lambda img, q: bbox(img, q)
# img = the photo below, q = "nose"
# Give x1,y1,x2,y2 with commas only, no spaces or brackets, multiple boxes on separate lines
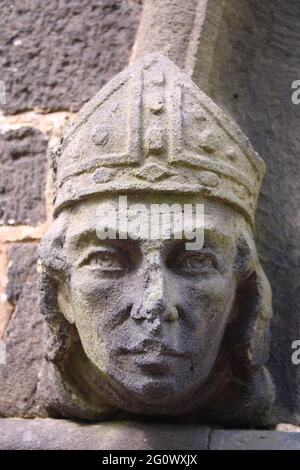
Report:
130,259,179,324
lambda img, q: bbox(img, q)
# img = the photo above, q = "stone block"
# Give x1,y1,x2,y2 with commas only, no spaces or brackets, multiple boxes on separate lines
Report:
0,244,46,417
0,0,142,114
0,127,48,225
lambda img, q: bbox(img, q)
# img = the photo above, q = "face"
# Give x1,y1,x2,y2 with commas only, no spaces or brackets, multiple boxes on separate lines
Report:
62,195,240,413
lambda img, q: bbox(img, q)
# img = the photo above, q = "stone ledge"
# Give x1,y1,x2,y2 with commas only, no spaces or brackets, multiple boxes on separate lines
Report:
210,429,300,450
0,419,210,450
0,419,300,450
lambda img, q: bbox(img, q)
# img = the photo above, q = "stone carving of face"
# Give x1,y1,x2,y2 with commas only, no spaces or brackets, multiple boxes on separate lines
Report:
38,54,274,423
57,193,246,415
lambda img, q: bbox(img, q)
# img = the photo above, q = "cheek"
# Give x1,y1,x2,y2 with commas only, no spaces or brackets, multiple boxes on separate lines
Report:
69,270,131,326
180,275,237,367
182,274,237,334
69,271,132,367
70,269,136,328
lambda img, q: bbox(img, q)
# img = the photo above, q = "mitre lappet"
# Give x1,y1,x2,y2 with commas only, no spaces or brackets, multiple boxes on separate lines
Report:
51,53,265,228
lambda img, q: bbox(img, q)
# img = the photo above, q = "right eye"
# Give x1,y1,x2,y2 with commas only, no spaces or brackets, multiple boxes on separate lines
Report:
80,250,127,275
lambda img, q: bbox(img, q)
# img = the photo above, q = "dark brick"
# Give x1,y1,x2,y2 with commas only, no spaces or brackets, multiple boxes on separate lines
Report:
0,127,48,224
0,244,46,417
0,0,142,114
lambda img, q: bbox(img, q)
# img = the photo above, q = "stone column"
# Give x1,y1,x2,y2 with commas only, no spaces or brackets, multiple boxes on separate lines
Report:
131,0,226,93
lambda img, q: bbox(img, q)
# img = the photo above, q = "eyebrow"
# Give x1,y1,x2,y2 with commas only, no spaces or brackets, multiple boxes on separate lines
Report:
66,223,232,249
201,227,232,246
67,223,134,249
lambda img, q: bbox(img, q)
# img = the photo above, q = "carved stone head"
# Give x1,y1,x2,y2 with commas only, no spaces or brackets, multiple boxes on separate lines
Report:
38,54,274,424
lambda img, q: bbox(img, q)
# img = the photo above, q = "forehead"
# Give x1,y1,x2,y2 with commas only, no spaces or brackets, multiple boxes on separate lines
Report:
64,195,238,250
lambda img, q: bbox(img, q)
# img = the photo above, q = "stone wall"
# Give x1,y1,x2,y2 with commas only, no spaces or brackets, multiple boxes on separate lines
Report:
0,0,142,417
0,0,299,427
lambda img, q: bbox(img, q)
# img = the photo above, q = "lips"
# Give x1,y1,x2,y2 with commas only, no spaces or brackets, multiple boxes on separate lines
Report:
115,339,192,359
127,347,190,359
133,354,171,375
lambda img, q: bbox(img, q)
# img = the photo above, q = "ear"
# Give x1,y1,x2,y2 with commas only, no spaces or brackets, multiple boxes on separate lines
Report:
246,265,272,367
227,262,273,370
57,282,75,324
234,231,256,282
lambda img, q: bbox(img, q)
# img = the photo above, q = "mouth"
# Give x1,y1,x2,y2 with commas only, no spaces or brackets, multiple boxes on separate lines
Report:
114,341,192,376
128,348,191,360
116,341,192,359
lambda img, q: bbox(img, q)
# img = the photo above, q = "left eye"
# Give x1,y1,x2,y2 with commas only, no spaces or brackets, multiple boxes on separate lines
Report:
84,252,126,272
174,253,216,274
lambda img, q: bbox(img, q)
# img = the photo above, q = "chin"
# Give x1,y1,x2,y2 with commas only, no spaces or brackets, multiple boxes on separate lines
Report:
117,373,199,410
104,354,210,412
137,376,181,400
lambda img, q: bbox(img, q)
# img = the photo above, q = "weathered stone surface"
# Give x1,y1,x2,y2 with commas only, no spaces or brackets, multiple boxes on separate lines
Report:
0,419,210,450
210,429,300,450
0,127,48,224
38,54,274,425
0,244,46,417
199,0,300,423
132,0,201,68
0,0,142,114
132,0,226,92
0,419,300,450
53,54,264,227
